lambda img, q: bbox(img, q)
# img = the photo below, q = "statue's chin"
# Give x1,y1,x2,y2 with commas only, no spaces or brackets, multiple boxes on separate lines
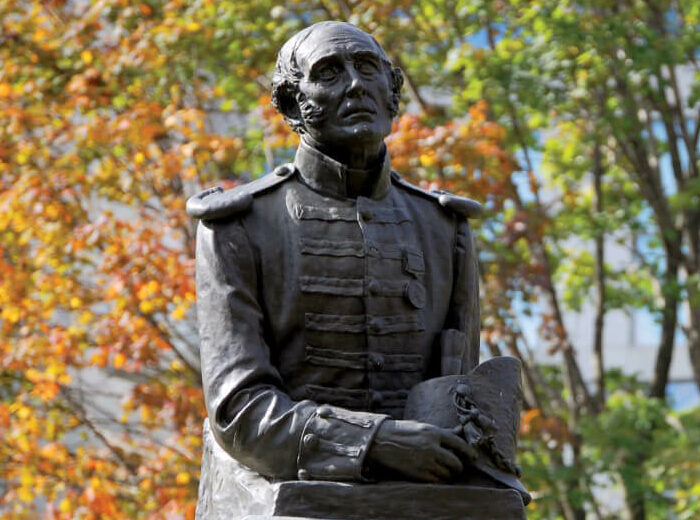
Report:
302,115,390,148
345,126,382,146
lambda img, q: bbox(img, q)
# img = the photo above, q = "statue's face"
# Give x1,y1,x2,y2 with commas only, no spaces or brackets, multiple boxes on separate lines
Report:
294,25,393,152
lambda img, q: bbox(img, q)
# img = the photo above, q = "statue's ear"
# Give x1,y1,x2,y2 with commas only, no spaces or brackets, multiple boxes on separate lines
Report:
271,81,304,133
389,66,404,117
392,66,404,92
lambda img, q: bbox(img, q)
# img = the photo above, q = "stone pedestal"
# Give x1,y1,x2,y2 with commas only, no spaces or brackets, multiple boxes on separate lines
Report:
197,420,527,520
242,481,526,520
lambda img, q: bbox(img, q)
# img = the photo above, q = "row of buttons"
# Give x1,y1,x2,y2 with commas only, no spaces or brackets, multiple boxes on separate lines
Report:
365,279,425,309
367,352,384,371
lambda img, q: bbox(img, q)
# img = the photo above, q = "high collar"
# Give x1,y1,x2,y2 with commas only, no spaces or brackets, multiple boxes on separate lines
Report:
293,140,392,200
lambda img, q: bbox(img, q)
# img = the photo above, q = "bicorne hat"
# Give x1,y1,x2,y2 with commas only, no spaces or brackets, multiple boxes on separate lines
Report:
404,356,531,505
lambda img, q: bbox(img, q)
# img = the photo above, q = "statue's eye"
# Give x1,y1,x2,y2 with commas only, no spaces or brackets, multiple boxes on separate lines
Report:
355,59,379,76
314,63,340,81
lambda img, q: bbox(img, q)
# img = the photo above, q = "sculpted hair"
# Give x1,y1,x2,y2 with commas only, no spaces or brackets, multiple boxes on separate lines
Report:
271,21,404,134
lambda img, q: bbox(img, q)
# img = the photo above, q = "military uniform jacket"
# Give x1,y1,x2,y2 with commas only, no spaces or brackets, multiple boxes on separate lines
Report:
193,141,481,483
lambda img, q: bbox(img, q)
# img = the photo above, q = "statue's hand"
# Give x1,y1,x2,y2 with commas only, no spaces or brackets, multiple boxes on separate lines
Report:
366,419,478,482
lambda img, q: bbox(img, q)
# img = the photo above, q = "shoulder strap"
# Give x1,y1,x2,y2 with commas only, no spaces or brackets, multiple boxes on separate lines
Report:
186,163,295,220
433,191,483,219
390,171,483,219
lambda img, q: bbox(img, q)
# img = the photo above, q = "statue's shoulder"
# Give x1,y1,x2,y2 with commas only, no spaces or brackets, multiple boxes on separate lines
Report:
390,171,483,219
186,163,295,221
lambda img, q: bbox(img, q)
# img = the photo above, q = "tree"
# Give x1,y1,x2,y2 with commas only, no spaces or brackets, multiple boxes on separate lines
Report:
443,1,700,517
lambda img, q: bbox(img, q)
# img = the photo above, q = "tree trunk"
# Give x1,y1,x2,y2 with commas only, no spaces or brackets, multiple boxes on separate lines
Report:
561,355,587,520
649,257,679,399
592,135,606,411
622,476,647,520
625,499,646,520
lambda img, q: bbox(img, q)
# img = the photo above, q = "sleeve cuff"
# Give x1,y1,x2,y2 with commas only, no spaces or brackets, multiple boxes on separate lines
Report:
296,405,388,482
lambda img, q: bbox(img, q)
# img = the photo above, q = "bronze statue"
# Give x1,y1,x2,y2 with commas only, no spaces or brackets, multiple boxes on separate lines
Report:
188,21,528,520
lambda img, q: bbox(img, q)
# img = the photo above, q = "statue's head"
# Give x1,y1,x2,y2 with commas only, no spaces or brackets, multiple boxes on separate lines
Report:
271,21,403,152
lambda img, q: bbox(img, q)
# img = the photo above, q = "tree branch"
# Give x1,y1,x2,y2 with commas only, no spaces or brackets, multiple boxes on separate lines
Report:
60,388,138,475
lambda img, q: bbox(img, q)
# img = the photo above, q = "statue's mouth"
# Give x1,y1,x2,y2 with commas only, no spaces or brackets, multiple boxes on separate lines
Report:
340,105,376,120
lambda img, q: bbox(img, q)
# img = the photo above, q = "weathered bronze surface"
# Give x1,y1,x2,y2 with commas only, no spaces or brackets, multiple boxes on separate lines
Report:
189,20,527,520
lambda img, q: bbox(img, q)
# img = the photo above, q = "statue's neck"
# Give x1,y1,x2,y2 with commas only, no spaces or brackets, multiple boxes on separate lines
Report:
301,135,384,171
293,139,392,200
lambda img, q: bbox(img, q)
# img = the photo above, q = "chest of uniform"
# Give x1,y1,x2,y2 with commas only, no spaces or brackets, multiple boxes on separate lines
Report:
272,186,430,412
284,185,427,327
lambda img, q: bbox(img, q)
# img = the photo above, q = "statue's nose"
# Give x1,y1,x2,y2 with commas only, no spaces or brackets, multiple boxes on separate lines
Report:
346,69,366,97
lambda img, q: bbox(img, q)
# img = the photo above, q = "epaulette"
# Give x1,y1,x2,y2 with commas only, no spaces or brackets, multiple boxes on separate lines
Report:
390,171,483,219
186,163,295,220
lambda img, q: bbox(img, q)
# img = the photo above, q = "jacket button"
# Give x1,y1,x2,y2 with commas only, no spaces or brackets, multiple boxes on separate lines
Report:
405,280,426,309
368,353,384,371
303,433,318,449
367,279,380,295
298,469,310,480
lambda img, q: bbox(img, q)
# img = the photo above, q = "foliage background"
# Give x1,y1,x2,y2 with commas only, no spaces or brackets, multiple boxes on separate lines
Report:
1,1,699,519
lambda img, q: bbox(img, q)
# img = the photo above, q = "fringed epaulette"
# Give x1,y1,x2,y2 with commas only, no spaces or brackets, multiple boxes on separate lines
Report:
186,164,295,220
390,171,483,219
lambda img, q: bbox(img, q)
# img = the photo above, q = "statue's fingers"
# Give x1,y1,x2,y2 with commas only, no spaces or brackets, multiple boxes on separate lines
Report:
434,447,463,476
413,468,441,483
427,462,451,481
440,431,479,462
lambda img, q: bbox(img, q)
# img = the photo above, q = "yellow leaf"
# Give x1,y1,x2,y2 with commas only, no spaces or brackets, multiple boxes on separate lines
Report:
171,305,186,321
20,469,33,487
16,405,31,420
176,472,190,485
0,83,11,98
59,498,72,513
90,351,108,367
18,487,34,503
25,368,43,383
81,50,93,64
2,305,20,323
140,405,153,423
419,153,436,167
46,363,62,378
113,352,126,369
137,280,160,300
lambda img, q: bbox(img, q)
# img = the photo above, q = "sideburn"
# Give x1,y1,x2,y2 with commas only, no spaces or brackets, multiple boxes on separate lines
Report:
296,92,327,128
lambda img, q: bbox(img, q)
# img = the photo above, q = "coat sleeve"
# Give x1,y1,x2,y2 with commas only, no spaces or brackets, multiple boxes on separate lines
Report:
195,219,388,481
439,219,480,375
